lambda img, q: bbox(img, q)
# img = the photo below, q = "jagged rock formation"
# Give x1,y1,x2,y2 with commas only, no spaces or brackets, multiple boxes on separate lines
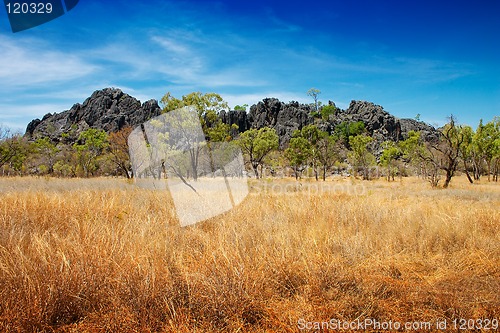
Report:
399,118,439,142
25,88,162,143
337,100,439,142
239,98,437,147
25,88,437,148
219,109,250,133
248,98,315,147
336,100,403,142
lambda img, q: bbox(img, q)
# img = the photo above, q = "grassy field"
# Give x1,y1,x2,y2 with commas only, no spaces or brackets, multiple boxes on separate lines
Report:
0,176,498,332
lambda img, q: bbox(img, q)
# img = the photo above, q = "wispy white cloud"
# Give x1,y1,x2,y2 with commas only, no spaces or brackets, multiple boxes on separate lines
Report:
85,42,155,79
0,103,68,117
391,57,474,83
265,8,302,33
276,40,475,85
14,83,122,102
152,36,191,55
0,35,97,88
84,32,263,89
0,103,71,132
146,34,268,88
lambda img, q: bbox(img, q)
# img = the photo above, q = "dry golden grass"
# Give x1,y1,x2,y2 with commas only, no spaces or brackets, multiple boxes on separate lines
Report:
0,176,498,332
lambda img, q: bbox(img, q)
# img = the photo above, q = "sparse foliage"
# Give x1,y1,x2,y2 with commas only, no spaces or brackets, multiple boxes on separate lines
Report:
426,116,466,188
348,134,375,180
458,125,475,184
285,136,312,180
33,137,59,175
286,125,338,181
234,104,248,111
307,88,321,112
380,141,401,181
399,130,426,177
335,121,366,148
161,92,231,141
73,128,109,177
473,118,500,181
316,132,339,181
319,104,337,121
298,125,322,180
236,127,279,178
107,126,133,178
0,126,19,171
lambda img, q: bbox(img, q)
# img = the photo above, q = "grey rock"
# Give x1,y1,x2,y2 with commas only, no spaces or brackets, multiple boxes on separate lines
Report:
339,100,403,141
25,89,437,149
219,109,250,133
399,118,439,141
333,100,439,144
227,99,438,149
25,88,162,143
248,99,314,147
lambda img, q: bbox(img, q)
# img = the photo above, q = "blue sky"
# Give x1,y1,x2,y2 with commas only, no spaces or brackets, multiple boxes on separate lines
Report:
1,0,499,132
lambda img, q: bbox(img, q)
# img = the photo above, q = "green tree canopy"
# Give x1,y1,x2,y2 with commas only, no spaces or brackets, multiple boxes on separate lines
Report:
399,131,424,163
348,134,375,180
285,136,312,180
289,124,339,181
307,88,321,111
473,118,500,181
161,92,232,141
295,125,321,180
33,137,59,174
234,104,248,111
320,104,337,121
380,141,401,181
236,127,279,178
457,125,475,183
335,121,366,148
73,128,109,177
316,132,339,181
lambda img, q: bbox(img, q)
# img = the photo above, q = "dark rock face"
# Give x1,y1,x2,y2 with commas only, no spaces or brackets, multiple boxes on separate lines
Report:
248,99,314,147
235,99,437,147
337,100,439,142
25,88,162,143
399,118,439,141
25,88,437,148
219,109,250,133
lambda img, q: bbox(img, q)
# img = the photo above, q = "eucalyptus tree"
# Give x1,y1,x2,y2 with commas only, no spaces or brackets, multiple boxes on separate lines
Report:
348,134,375,180
236,127,279,178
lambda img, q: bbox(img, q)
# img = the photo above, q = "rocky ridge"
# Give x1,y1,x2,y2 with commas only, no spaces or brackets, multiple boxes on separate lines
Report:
25,88,437,146
221,99,438,147
25,88,162,143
